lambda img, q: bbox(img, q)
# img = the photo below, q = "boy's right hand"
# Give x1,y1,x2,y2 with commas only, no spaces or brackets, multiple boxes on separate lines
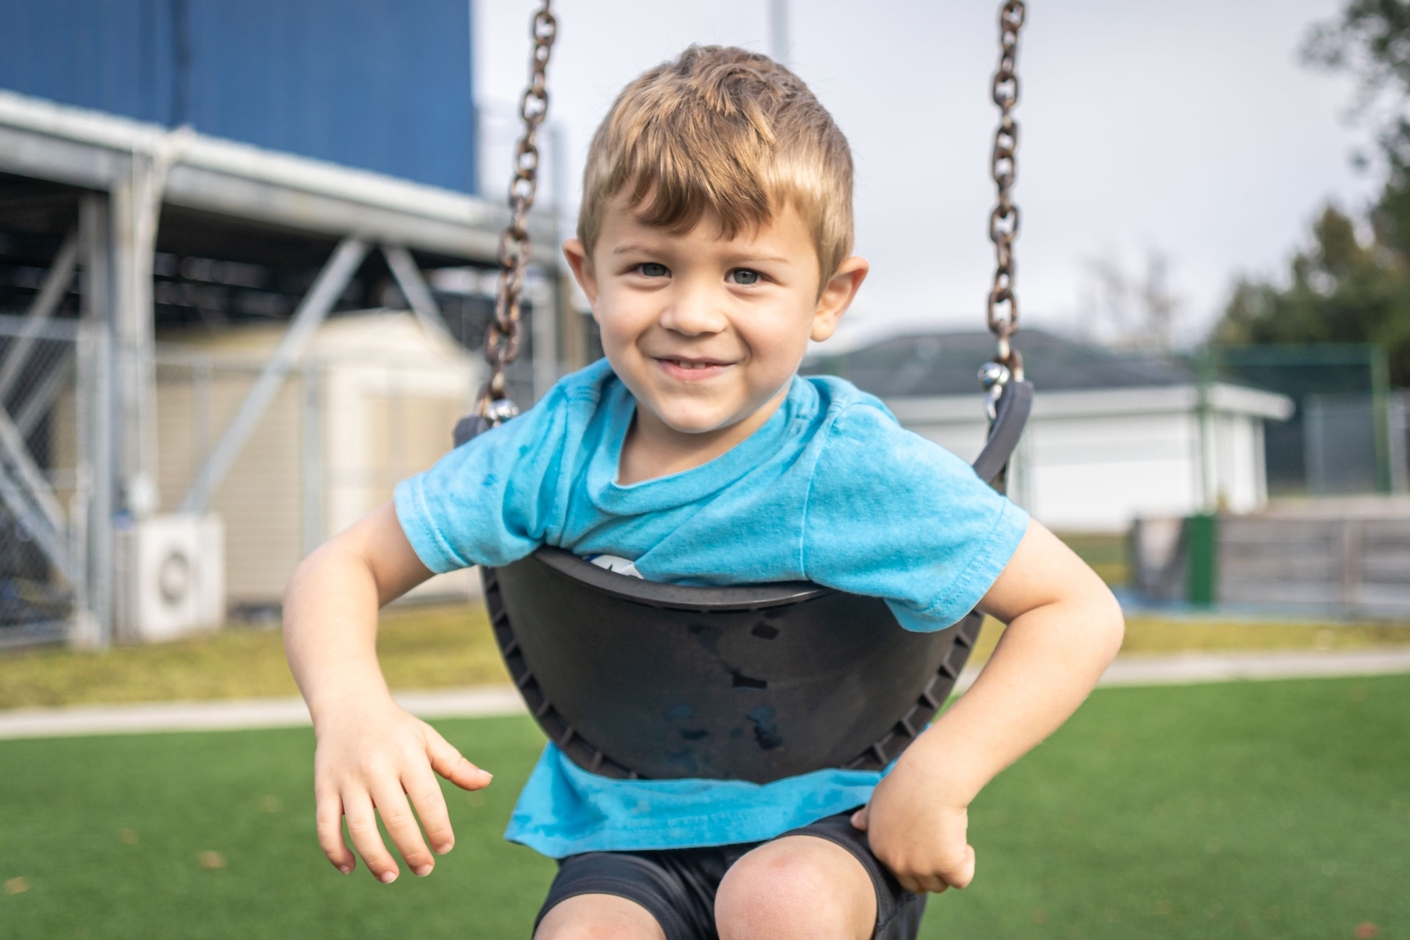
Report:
312,694,493,882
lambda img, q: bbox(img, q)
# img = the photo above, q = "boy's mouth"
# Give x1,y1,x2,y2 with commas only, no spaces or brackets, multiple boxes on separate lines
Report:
654,356,732,380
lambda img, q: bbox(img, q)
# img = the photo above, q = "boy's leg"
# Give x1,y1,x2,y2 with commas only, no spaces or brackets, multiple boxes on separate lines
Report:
534,894,665,940
714,836,874,940
534,848,735,940
715,813,927,940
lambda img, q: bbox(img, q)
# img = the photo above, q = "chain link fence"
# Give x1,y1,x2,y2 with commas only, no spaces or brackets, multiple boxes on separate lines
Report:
1212,344,1406,496
0,313,82,646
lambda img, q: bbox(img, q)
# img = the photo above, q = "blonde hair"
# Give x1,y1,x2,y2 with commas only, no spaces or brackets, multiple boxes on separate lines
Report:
577,45,854,283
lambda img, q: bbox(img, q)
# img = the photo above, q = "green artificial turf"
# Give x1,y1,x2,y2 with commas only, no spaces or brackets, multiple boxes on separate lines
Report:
1,675,1406,939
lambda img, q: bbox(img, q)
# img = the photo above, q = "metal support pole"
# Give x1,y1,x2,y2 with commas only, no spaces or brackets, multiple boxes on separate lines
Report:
0,228,79,403
1195,347,1216,511
382,244,449,336
110,130,191,518
1371,344,1391,494
110,163,157,515
79,194,115,647
547,120,573,378
180,237,368,513
531,269,558,401
769,0,791,66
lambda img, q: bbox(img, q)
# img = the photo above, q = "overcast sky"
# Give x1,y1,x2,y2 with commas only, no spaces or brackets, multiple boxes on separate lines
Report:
472,0,1376,350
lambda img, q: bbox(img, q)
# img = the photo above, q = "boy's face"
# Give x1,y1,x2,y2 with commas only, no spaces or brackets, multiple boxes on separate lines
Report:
564,196,868,440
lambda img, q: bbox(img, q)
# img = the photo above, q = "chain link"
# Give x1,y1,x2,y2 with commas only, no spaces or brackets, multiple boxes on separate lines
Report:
986,0,1025,378
478,0,558,420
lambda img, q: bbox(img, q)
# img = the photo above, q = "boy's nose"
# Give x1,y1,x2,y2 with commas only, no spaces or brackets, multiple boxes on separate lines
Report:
658,290,728,336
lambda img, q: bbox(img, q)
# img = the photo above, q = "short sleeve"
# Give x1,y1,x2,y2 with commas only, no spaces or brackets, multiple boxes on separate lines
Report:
393,387,578,574
801,403,1029,631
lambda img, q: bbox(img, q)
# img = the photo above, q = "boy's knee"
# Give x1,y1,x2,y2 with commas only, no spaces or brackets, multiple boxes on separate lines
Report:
715,837,874,940
534,894,665,940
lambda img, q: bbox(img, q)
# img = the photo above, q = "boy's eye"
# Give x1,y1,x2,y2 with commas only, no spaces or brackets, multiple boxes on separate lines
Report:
637,262,670,278
728,268,761,285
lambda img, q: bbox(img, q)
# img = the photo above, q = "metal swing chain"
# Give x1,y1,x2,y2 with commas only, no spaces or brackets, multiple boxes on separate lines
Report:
981,0,1026,413
478,0,558,424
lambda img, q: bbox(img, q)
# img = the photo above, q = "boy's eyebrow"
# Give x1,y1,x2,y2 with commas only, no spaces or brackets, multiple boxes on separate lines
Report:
728,254,792,265
610,243,792,265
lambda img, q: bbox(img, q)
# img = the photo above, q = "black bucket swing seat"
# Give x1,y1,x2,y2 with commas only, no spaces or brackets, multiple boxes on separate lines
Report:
457,0,1038,787
453,378,1034,785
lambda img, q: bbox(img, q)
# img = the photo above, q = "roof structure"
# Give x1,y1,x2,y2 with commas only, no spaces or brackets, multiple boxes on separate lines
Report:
805,329,1192,398
0,89,556,266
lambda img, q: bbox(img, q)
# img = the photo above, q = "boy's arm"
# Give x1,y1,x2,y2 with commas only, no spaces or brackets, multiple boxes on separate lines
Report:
854,520,1124,894
284,502,493,883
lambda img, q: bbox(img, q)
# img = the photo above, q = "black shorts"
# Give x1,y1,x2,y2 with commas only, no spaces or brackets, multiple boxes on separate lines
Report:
534,810,926,940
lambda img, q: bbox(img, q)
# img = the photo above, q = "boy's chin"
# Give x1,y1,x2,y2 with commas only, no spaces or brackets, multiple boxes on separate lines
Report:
655,412,739,436
644,402,752,437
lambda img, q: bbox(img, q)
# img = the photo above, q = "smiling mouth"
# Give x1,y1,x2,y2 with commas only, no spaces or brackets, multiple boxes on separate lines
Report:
657,357,732,371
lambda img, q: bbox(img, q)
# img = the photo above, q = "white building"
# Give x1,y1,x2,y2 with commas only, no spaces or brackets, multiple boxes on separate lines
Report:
808,331,1294,534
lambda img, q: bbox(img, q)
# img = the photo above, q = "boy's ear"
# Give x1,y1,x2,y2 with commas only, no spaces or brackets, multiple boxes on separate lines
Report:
811,256,869,343
562,239,599,315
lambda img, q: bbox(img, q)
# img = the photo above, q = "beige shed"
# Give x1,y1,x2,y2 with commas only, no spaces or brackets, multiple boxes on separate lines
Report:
149,310,480,608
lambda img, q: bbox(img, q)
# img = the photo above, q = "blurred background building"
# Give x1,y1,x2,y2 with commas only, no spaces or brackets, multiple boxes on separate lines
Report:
0,0,587,646
808,330,1295,532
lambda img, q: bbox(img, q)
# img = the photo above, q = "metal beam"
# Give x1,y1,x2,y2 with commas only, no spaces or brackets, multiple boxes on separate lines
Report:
0,404,73,580
0,461,73,583
0,93,559,266
382,244,449,336
180,237,368,512
0,402,64,534
0,228,79,403
14,349,74,438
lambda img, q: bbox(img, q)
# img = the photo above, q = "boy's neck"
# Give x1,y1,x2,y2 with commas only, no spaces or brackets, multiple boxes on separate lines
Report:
618,383,792,486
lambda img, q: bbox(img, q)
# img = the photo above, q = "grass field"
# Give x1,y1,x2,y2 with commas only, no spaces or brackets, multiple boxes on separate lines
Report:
2,674,1406,939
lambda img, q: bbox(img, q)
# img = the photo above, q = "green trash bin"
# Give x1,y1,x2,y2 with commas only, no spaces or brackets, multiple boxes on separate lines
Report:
1185,513,1218,606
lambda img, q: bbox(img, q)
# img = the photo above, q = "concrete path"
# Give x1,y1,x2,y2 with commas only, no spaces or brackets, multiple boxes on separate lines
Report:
0,687,525,741
2,648,1408,741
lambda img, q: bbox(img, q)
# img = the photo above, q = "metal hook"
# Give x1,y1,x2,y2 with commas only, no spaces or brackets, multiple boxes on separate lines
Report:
979,361,1011,422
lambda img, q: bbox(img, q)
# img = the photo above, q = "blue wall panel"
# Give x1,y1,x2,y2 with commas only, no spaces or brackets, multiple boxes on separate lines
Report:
0,0,476,193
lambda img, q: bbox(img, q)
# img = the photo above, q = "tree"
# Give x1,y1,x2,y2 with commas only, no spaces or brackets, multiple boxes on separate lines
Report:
1303,0,1410,257
1214,206,1410,382
1079,249,1183,353
1212,2,1410,383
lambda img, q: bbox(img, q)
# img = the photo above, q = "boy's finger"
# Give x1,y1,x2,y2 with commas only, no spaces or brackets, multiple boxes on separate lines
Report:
343,792,400,883
849,806,869,831
403,764,456,857
940,844,977,890
371,782,436,877
900,870,948,895
315,789,355,873
895,872,927,895
425,729,493,791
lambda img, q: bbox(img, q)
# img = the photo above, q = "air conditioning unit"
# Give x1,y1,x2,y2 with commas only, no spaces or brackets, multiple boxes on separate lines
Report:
114,513,225,643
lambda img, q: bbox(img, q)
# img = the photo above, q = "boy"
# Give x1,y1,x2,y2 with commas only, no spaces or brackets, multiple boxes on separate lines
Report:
284,46,1123,940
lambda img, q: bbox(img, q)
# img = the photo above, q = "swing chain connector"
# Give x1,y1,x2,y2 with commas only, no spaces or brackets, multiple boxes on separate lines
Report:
985,0,1025,383
478,0,558,425
978,361,1012,423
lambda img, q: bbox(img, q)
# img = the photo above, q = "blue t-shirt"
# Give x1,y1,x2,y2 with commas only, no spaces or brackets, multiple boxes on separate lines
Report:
394,358,1028,858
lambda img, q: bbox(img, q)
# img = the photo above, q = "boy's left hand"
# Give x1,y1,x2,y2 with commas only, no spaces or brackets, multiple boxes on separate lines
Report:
850,756,976,895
